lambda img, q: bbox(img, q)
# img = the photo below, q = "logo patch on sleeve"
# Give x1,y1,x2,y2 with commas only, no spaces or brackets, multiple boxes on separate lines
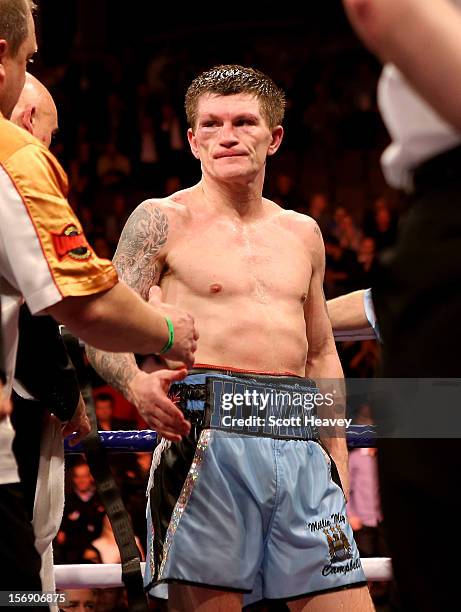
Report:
52,224,92,261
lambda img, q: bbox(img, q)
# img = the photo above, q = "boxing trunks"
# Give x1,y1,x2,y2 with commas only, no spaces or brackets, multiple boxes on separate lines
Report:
145,366,366,603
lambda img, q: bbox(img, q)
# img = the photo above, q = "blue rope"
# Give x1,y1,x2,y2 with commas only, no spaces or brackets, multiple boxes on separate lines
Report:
65,425,376,454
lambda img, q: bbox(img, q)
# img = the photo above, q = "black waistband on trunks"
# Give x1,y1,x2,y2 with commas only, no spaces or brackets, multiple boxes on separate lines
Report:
170,369,320,441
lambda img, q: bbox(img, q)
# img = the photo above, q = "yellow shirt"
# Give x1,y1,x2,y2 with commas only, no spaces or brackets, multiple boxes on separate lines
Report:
0,115,118,483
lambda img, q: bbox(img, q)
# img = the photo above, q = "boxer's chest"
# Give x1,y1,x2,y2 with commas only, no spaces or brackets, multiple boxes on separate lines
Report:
165,218,311,301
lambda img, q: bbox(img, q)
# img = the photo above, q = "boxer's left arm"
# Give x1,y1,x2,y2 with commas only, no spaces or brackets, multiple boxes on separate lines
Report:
304,222,349,499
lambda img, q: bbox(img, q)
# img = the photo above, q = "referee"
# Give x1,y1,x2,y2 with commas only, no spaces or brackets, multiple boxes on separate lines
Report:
344,1,461,610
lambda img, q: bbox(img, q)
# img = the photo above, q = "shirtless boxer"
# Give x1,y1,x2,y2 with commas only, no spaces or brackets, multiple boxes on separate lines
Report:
87,65,373,611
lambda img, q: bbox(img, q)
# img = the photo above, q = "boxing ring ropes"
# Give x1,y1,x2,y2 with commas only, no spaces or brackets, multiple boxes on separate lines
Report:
55,327,393,590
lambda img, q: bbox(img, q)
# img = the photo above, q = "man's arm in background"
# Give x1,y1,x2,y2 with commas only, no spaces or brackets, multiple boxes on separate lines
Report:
48,280,195,362
327,289,368,331
327,288,381,342
343,0,461,131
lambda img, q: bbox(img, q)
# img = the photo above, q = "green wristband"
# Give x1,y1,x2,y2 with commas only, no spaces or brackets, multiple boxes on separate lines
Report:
159,316,175,355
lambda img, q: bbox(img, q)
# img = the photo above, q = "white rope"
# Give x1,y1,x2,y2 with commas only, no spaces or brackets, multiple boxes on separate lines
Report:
54,558,392,589
146,437,171,495
55,563,146,589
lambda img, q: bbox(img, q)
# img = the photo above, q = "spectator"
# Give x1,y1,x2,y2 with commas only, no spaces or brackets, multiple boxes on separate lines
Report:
58,588,98,611
369,206,397,252
91,514,144,564
68,139,95,201
324,236,360,298
96,141,131,187
307,191,334,237
331,205,348,240
94,391,137,431
157,102,185,159
58,463,104,562
347,402,386,556
81,545,102,564
271,172,302,210
354,236,378,288
94,392,115,431
337,214,363,252
136,112,161,191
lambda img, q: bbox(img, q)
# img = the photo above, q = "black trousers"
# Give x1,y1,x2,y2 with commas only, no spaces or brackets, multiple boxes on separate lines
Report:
11,394,45,520
373,147,461,612
0,483,44,592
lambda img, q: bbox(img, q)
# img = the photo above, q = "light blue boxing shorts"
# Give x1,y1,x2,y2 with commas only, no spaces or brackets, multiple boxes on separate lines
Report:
144,366,366,604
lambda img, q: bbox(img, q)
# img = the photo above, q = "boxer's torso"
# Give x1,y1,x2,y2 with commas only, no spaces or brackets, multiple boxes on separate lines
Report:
149,185,319,375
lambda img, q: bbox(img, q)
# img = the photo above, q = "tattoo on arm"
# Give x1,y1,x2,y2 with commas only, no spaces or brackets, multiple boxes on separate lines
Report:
113,204,169,300
86,346,138,396
86,204,168,395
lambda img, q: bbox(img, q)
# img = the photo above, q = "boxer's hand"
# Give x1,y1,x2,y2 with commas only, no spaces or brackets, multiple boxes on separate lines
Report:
148,286,199,370
128,368,190,442
62,394,91,446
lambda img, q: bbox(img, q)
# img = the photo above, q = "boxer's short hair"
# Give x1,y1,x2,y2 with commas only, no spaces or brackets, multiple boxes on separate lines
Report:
185,64,286,130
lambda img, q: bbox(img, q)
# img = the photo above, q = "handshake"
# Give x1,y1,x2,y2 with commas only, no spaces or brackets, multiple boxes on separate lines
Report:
147,285,199,370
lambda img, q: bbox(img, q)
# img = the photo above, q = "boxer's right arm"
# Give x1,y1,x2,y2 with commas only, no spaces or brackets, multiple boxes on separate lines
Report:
86,200,171,394
86,201,191,440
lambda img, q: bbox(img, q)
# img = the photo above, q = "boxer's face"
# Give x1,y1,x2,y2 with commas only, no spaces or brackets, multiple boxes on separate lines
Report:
188,93,283,184
0,10,37,118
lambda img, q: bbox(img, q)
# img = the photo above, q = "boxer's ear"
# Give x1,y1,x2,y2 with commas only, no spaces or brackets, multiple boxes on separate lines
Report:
267,125,284,157
187,127,200,160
